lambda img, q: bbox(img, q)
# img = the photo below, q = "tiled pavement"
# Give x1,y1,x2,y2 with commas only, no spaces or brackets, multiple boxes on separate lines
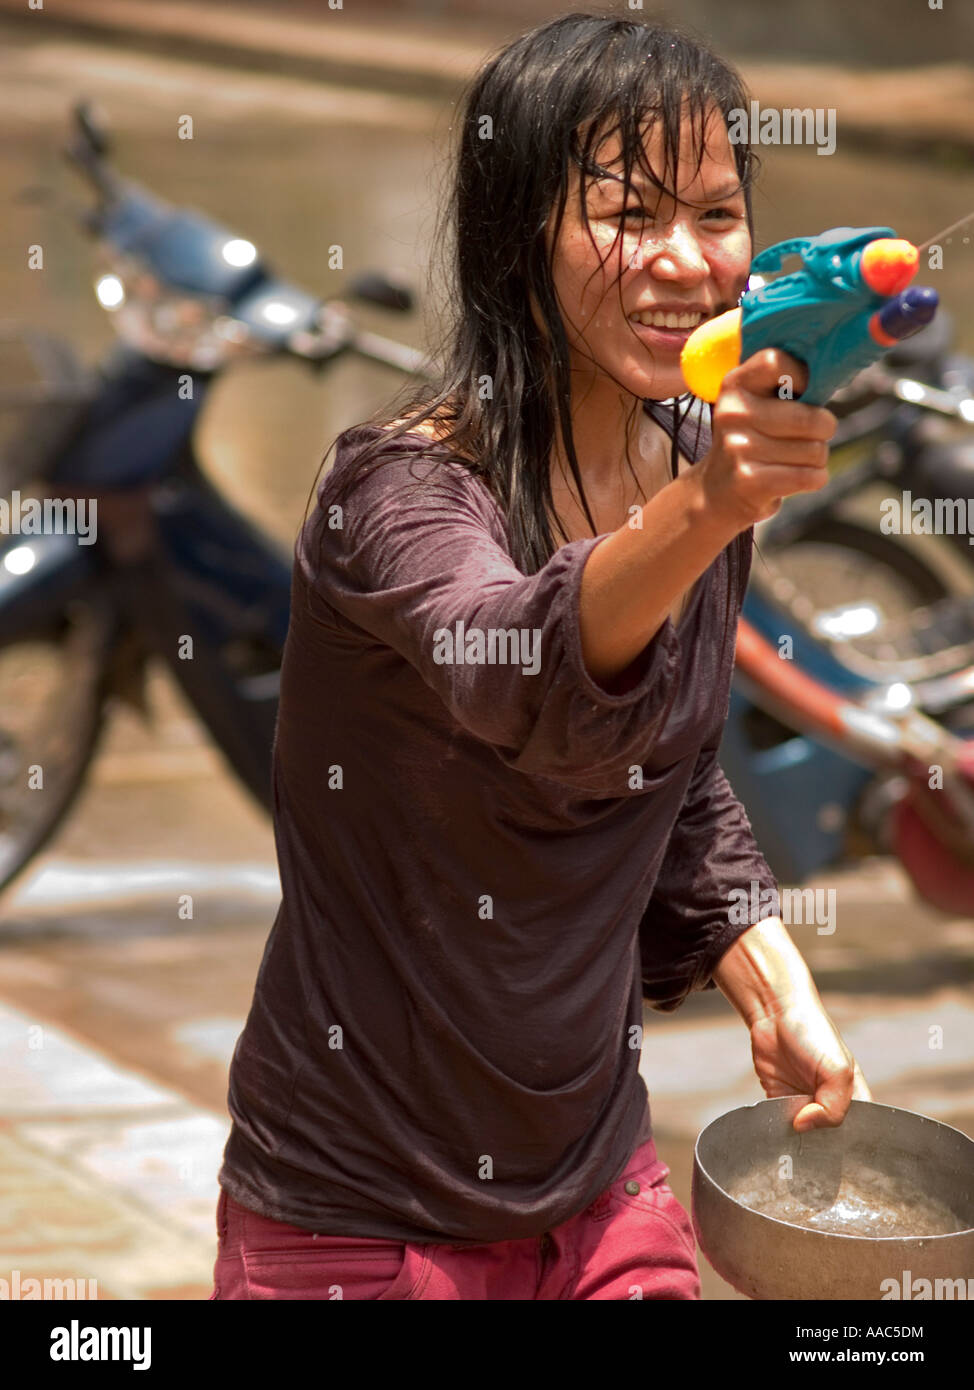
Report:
0,1000,226,1300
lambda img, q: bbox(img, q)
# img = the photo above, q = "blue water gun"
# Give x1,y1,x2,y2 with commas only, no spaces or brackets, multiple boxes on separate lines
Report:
680,226,939,406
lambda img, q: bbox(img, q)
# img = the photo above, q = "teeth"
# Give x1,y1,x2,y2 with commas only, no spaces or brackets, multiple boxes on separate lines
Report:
628,310,705,329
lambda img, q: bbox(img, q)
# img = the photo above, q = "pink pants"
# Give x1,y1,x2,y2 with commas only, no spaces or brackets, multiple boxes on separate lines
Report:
209,1135,701,1300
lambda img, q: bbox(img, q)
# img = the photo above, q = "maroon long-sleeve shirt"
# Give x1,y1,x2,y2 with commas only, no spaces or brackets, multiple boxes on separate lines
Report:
218,400,779,1245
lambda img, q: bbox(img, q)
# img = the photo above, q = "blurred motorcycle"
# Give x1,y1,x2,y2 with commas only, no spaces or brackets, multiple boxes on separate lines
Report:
0,100,431,894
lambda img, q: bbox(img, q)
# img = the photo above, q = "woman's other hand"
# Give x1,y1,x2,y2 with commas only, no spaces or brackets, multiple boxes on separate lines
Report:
747,993,873,1132
712,914,872,1131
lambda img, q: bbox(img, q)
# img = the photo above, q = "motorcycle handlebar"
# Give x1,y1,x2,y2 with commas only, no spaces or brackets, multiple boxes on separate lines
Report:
285,300,436,381
341,327,436,381
826,361,974,448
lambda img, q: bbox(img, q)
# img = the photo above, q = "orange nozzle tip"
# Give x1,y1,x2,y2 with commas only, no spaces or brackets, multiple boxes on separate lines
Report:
861,238,919,296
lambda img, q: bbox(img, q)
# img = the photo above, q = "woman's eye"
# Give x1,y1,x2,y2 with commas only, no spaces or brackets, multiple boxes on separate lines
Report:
615,206,740,225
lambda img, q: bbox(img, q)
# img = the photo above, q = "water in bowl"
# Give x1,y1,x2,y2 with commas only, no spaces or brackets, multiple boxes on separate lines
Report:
728,1164,967,1238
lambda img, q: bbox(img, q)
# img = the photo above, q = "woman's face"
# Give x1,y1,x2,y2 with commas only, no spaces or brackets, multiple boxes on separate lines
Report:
545,108,752,402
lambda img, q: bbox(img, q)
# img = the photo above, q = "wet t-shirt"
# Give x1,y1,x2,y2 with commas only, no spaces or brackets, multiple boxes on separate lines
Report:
217,400,779,1244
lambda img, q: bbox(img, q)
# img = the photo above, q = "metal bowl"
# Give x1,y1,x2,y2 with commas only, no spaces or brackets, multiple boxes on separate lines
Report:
692,1096,974,1300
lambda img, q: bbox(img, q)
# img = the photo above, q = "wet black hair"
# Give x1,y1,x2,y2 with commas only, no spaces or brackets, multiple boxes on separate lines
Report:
309,9,759,579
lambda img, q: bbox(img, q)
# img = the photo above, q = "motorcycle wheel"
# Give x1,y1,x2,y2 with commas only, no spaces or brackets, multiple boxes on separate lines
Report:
0,596,112,898
760,516,974,736
758,516,953,621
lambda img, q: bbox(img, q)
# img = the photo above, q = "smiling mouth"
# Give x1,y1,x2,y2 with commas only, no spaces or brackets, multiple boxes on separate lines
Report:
627,309,708,330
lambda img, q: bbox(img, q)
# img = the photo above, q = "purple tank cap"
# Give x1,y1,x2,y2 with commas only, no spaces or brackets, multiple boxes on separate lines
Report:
878,286,939,340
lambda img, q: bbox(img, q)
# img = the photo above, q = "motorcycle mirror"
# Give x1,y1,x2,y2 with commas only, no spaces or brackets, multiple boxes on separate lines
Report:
72,98,111,159
345,270,414,313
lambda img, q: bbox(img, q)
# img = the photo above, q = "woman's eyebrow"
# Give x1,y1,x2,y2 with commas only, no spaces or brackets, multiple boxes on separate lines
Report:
698,180,746,202
589,174,660,199
591,174,743,202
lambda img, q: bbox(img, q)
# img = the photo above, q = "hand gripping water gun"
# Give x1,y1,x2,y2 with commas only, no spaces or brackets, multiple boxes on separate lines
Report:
680,225,940,405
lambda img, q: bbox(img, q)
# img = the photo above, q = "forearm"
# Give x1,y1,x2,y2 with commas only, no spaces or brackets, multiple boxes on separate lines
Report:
577,468,740,684
712,915,821,1027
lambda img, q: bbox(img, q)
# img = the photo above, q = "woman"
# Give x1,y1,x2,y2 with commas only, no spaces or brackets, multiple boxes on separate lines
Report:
211,12,871,1301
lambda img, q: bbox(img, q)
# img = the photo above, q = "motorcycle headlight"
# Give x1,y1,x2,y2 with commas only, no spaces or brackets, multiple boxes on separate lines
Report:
93,251,270,369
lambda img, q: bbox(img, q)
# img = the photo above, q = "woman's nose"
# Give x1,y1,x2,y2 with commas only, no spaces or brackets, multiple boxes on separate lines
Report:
640,225,708,280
